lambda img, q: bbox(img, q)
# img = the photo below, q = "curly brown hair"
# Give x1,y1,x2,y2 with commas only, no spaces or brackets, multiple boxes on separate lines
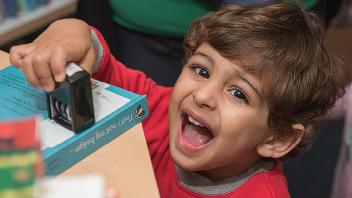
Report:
183,3,351,158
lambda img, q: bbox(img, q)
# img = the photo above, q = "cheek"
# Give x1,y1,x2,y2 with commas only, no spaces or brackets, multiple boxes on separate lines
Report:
220,106,270,143
172,75,195,103
168,79,188,130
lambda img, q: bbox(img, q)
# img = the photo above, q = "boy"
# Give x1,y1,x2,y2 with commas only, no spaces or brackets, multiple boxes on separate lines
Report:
9,3,351,197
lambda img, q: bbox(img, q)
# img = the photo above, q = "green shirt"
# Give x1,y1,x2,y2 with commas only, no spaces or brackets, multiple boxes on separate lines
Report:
282,0,319,9
109,0,216,37
109,0,318,37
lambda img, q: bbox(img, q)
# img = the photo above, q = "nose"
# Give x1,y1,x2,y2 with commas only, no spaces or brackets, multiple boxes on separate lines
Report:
192,81,218,110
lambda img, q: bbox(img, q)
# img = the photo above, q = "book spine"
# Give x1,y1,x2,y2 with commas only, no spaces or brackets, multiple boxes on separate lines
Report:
0,0,5,22
0,0,49,22
14,0,32,14
43,96,149,175
38,0,49,5
3,0,18,17
26,0,38,11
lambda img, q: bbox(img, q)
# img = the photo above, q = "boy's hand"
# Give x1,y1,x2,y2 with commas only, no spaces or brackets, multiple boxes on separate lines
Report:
9,19,96,92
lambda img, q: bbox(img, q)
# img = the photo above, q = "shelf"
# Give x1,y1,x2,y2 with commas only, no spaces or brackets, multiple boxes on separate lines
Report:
0,0,78,47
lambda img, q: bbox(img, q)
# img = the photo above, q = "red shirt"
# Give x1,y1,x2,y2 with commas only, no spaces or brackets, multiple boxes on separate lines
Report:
92,28,291,198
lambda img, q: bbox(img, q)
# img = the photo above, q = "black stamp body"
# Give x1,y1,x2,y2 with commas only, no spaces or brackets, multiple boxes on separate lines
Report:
46,63,95,133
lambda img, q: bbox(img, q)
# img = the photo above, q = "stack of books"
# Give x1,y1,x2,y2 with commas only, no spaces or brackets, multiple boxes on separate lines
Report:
0,117,41,197
0,0,50,22
0,117,111,198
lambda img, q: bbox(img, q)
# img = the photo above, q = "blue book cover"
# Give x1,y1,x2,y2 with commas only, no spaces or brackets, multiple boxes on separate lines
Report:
0,0,6,21
0,66,149,175
3,0,18,17
38,0,49,6
25,0,38,11
15,0,31,13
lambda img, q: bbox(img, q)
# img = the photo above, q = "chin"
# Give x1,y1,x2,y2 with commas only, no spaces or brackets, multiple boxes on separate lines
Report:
169,139,208,172
171,152,200,171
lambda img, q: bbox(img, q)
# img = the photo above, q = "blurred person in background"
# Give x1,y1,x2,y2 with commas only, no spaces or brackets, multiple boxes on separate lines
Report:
331,87,352,198
76,0,218,86
76,0,340,86
333,0,352,26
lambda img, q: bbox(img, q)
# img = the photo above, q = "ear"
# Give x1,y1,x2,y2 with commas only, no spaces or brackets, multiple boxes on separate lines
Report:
256,124,305,158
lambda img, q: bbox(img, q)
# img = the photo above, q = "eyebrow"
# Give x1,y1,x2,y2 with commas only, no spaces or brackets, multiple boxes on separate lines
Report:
193,52,214,65
235,72,263,102
194,51,263,101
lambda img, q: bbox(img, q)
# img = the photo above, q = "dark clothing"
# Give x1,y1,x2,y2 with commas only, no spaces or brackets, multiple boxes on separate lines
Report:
110,23,184,87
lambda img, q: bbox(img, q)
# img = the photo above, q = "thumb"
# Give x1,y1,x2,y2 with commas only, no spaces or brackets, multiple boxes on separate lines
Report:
78,46,96,74
50,44,95,82
50,46,69,82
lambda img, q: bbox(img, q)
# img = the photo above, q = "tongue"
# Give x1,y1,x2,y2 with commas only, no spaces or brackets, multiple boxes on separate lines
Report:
183,124,213,147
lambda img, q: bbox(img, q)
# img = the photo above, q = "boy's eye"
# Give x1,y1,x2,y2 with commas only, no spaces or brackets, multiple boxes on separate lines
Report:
229,88,248,103
191,65,209,79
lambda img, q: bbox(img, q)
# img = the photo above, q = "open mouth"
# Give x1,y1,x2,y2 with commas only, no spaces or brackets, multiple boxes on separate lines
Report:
180,113,214,148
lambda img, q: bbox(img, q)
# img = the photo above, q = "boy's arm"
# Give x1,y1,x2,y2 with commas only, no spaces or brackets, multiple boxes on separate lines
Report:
9,18,169,96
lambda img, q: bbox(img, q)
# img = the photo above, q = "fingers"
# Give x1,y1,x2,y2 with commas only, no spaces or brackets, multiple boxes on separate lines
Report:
106,187,119,198
21,56,43,90
9,44,35,68
8,18,94,91
51,46,67,82
32,54,55,92
78,46,96,74
19,46,67,92
10,43,53,91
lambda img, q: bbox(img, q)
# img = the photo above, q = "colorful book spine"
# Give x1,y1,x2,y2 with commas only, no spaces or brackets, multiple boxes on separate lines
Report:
0,0,6,22
3,0,18,17
0,117,41,198
0,0,51,20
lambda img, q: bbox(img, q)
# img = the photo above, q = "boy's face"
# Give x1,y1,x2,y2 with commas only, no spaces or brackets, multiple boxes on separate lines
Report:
168,43,273,177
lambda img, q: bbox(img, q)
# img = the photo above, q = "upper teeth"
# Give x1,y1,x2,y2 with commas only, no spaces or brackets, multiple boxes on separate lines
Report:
188,116,204,127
